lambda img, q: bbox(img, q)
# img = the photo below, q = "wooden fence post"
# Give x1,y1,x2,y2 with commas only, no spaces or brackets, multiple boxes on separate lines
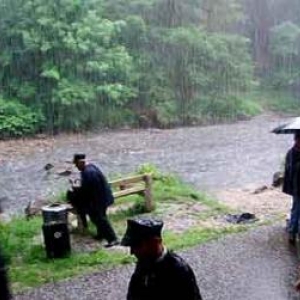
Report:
144,174,154,212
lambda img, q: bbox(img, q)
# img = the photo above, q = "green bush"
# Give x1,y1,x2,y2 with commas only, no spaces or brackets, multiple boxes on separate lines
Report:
0,98,44,139
198,95,261,122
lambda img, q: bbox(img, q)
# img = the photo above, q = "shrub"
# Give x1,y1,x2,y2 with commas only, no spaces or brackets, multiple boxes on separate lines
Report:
0,98,44,139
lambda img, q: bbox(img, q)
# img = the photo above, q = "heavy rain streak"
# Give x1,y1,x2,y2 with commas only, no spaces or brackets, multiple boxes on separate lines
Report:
1,0,300,299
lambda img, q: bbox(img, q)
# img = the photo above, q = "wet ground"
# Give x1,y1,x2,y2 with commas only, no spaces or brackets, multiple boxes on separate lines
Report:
4,113,300,299
0,113,293,214
15,225,300,300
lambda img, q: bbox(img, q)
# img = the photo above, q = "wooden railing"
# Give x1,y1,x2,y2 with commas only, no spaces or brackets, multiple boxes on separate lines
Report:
110,173,153,212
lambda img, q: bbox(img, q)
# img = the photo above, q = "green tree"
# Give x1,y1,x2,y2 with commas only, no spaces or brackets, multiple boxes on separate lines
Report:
268,21,300,89
0,0,135,132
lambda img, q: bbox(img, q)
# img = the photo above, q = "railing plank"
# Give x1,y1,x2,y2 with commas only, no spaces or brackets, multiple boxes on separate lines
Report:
109,174,148,188
113,186,145,198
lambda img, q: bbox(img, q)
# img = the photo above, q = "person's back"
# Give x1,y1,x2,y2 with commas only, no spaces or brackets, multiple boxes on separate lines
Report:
121,218,202,300
283,147,300,196
128,250,202,300
81,163,114,208
283,134,300,244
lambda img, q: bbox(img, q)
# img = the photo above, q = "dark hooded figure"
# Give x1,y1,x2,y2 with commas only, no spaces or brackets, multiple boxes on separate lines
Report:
121,217,203,300
283,133,300,244
0,247,11,300
73,154,119,247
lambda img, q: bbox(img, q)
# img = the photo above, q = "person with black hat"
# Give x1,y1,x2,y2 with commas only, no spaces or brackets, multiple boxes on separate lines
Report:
283,133,300,245
73,154,119,247
121,217,203,300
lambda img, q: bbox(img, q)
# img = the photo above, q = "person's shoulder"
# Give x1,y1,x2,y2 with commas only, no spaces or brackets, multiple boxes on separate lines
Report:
165,251,191,270
286,147,295,159
85,163,99,172
82,164,98,176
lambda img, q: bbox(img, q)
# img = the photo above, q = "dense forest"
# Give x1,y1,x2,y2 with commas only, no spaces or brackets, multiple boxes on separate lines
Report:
0,0,300,137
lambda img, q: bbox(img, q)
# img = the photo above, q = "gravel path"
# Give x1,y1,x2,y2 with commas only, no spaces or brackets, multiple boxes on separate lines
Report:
15,225,300,300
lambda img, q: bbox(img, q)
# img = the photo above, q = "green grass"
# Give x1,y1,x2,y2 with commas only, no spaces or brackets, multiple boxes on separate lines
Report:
1,165,252,292
164,226,248,250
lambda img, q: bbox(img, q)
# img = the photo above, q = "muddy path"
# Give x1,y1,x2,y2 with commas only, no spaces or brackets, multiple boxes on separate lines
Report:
0,113,294,215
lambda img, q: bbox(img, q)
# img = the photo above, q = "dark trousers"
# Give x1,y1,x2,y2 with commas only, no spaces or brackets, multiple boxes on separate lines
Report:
0,269,10,300
67,189,88,228
87,206,117,243
0,252,11,300
288,195,300,235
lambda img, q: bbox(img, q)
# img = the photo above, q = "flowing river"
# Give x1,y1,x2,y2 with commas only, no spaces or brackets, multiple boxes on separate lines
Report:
0,113,294,215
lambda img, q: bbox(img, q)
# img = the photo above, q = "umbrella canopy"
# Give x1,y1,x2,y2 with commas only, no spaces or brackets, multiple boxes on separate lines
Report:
272,117,300,134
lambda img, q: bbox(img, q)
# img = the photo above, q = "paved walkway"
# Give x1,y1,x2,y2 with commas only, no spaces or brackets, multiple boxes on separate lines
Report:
15,224,300,300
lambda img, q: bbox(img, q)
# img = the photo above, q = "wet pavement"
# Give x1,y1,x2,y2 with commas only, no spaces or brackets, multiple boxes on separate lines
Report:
15,225,300,300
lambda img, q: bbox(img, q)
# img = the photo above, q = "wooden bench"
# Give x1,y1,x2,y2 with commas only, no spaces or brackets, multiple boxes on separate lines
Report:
68,173,153,232
110,173,153,212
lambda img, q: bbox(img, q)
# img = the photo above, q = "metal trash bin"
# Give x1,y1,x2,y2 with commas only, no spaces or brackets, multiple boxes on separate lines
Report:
41,204,71,258
42,203,68,224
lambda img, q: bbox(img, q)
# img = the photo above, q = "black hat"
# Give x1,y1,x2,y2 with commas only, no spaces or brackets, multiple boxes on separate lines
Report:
73,153,86,163
121,218,163,247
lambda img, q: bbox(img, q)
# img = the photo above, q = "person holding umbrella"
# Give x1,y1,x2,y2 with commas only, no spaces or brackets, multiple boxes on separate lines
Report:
272,117,300,244
282,132,300,244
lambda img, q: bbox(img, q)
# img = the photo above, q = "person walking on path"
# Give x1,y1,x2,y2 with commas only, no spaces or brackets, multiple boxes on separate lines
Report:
283,133,300,244
121,217,203,300
73,154,119,248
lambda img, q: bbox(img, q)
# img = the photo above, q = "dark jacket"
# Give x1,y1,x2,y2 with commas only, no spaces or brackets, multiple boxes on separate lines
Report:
80,164,114,209
0,248,11,300
127,251,202,300
283,147,300,196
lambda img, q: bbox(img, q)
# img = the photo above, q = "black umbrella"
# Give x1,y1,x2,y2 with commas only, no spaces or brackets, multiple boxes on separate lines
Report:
272,117,300,134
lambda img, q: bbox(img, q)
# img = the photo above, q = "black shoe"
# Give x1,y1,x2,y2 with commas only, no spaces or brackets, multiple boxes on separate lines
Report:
104,240,120,248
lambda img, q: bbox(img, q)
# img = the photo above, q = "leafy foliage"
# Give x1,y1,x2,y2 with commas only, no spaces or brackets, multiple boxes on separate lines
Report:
267,22,300,89
1,0,300,136
0,98,43,138
0,0,135,134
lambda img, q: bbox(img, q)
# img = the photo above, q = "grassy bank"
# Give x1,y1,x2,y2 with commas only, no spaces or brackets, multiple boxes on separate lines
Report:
2,165,248,292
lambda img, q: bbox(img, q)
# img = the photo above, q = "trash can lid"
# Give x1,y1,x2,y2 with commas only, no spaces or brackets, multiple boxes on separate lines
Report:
41,203,68,212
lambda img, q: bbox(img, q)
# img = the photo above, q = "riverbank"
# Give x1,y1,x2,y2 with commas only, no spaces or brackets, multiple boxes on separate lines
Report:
3,113,300,299
0,113,293,215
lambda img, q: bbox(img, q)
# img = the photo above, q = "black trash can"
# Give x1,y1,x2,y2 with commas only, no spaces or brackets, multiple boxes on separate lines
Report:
42,203,68,224
42,222,71,259
41,204,71,259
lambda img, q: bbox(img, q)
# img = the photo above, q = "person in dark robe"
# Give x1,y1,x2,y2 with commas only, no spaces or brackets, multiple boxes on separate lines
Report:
121,217,203,300
0,201,11,300
283,133,300,244
73,154,119,247
0,246,11,300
